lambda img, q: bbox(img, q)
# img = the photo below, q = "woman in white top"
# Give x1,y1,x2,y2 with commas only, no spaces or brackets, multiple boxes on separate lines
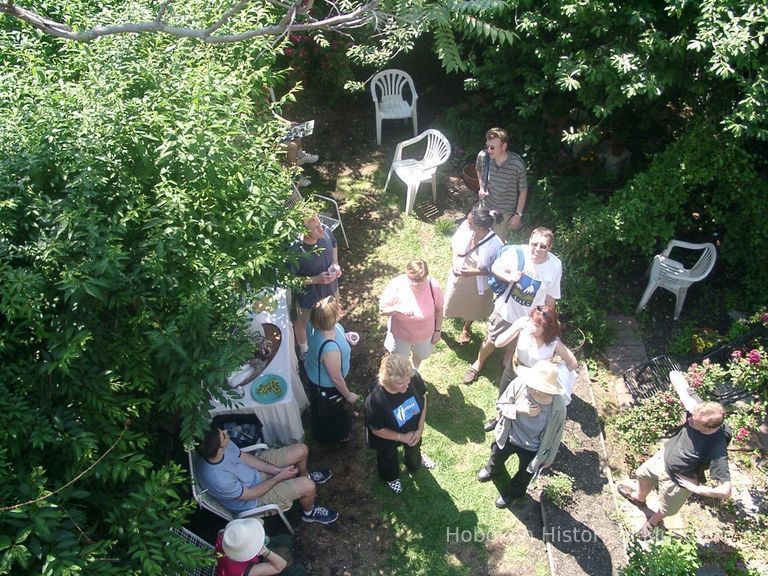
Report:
443,208,503,345
484,304,578,431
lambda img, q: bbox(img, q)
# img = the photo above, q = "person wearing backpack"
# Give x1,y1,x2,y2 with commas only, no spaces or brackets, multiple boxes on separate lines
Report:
463,227,562,384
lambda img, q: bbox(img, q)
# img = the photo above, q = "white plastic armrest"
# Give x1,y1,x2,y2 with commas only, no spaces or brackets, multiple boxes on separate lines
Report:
663,239,707,257
241,443,268,454
313,193,339,211
395,132,427,152
239,507,273,519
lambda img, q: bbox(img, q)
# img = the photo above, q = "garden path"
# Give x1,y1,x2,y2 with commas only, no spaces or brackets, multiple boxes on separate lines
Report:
540,362,629,575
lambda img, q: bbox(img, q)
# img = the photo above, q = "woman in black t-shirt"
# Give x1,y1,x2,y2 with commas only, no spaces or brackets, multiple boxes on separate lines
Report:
364,355,433,493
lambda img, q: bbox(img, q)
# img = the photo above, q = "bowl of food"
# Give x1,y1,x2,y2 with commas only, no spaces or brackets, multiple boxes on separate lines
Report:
250,374,288,404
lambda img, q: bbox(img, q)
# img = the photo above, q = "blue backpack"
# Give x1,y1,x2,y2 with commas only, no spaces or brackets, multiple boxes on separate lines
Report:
488,245,525,298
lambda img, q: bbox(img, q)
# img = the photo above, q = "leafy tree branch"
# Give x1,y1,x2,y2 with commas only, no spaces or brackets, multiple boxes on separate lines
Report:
1,0,380,42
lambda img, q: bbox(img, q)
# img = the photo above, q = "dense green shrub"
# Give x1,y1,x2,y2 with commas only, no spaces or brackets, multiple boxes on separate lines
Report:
568,120,768,311
0,11,305,574
621,534,700,576
612,392,684,455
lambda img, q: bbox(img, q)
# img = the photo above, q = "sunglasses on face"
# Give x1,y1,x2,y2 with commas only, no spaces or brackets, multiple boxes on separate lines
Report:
536,305,550,319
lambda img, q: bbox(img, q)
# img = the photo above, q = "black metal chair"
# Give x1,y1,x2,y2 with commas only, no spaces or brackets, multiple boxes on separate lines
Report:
623,323,767,404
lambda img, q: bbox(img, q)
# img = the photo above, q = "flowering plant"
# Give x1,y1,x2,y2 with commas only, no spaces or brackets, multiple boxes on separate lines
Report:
685,359,728,399
725,401,764,445
613,391,684,454
282,34,352,97
686,345,768,399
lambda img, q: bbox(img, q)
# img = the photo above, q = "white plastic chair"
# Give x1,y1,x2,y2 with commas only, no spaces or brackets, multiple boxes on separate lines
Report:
384,129,451,215
169,527,215,576
285,185,349,248
188,444,295,534
636,240,717,320
370,69,418,145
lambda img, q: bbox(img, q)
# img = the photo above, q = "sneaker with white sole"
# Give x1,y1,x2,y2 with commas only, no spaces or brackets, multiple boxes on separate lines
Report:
298,176,311,188
421,454,436,469
386,479,403,494
308,469,332,485
296,151,319,165
301,505,339,525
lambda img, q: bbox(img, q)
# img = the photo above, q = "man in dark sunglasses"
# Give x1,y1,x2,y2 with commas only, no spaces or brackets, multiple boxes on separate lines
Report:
617,372,732,540
475,127,528,242
463,227,562,384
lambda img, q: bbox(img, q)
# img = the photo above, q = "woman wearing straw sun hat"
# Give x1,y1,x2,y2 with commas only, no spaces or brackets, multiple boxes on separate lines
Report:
215,518,304,576
476,360,567,509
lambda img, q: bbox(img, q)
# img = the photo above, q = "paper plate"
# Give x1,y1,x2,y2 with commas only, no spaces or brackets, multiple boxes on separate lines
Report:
250,374,288,404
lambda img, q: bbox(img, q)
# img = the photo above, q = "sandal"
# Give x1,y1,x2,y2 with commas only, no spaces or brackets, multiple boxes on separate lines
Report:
462,367,479,385
618,484,646,508
386,479,403,494
421,454,436,469
458,330,472,345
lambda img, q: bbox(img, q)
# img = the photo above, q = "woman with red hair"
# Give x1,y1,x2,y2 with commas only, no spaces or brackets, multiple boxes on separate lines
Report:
483,304,578,431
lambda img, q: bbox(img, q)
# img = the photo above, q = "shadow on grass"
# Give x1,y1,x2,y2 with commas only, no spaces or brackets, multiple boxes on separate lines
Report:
381,466,486,575
426,382,487,445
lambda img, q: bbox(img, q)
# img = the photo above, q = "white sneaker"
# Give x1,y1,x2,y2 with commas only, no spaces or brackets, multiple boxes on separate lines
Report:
296,151,319,165
298,176,311,188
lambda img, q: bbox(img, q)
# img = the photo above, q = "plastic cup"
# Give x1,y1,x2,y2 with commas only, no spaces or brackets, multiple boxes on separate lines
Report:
345,331,360,346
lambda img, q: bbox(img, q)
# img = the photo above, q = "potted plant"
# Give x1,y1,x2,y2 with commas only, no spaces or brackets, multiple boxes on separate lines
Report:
462,164,480,192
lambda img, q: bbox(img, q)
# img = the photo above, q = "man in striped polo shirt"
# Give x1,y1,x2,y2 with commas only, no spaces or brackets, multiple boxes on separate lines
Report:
476,127,528,242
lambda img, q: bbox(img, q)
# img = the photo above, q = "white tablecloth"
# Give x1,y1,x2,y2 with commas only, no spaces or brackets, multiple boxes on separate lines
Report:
210,288,308,446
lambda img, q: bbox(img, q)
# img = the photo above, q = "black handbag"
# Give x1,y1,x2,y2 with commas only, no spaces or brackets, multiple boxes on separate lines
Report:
314,339,344,419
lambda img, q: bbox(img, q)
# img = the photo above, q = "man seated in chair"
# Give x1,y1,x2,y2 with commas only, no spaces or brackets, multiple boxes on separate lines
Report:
195,427,339,525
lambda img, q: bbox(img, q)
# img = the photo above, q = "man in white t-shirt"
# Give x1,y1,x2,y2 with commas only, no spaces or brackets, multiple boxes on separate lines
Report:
463,227,562,384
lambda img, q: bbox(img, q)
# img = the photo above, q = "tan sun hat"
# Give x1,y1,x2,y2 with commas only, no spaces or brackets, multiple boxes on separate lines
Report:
517,360,563,396
222,518,265,562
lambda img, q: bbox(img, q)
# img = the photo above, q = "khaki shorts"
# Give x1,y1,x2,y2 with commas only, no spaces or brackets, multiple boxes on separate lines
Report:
636,448,691,516
486,311,518,348
256,446,303,510
384,331,435,363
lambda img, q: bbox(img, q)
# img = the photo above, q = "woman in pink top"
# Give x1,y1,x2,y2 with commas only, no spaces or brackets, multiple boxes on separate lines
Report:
379,259,444,370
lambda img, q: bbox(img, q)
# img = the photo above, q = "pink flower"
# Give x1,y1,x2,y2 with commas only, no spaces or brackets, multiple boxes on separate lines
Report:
760,313,768,325
731,350,742,360
748,349,762,364
736,427,750,442
284,47,294,57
